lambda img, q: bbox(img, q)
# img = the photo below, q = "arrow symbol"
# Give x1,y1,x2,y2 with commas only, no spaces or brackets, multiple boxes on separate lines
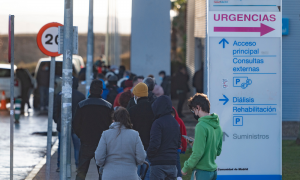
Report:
219,95,229,105
219,38,229,48
223,132,229,141
214,23,275,36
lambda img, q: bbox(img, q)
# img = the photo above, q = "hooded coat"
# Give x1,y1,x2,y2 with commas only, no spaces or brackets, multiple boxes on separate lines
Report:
182,113,223,172
172,107,187,153
147,96,181,166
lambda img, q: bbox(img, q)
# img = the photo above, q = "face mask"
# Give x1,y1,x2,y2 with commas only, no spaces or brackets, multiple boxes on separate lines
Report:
159,77,163,81
193,109,200,121
114,70,119,74
194,114,200,121
134,96,138,104
45,67,49,71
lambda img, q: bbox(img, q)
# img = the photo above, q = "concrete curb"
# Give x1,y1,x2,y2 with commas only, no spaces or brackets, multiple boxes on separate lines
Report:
25,139,59,180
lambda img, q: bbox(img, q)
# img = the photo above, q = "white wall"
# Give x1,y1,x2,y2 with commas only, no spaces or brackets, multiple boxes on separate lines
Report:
131,0,171,80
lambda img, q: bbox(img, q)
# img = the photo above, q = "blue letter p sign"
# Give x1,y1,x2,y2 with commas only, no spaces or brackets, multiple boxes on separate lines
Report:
233,116,243,126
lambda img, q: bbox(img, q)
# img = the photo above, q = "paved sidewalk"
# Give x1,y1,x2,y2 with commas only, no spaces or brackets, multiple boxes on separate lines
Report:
31,144,99,180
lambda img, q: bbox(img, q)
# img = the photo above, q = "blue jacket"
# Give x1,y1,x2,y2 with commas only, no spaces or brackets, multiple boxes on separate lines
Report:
147,96,181,166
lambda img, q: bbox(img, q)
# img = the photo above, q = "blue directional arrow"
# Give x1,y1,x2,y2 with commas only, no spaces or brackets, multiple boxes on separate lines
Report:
219,38,229,48
219,95,229,105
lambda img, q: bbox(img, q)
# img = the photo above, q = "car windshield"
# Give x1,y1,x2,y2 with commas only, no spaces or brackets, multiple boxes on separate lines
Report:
0,68,10,77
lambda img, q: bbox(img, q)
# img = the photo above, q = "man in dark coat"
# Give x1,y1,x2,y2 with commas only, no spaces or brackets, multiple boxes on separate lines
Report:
53,77,85,171
148,95,181,180
73,79,113,180
159,71,171,96
128,82,155,179
174,67,190,118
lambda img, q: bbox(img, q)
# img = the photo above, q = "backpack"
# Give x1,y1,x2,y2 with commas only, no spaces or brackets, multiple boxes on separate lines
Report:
106,86,119,104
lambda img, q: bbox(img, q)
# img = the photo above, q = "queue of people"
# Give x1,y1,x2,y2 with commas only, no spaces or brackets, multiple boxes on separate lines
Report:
51,63,222,180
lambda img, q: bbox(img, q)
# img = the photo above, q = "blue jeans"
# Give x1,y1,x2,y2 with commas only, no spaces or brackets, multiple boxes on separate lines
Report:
138,157,150,180
191,169,217,180
176,151,182,177
57,132,81,168
39,86,48,108
150,165,177,180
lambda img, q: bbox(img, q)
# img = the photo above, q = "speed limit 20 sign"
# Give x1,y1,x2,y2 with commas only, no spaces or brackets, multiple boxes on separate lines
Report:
37,22,63,57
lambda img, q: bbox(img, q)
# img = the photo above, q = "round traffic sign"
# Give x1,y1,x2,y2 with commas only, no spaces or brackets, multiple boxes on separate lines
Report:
37,22,63,57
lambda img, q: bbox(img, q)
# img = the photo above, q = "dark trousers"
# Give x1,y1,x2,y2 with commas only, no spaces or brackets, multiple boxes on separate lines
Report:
176,151,182,177
39,86,48,108
150,165,177,180
76,143,101,180
57,133,81,168
177,92,186,116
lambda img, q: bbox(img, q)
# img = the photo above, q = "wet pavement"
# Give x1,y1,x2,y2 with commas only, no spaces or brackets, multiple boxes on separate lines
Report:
0,110,57,180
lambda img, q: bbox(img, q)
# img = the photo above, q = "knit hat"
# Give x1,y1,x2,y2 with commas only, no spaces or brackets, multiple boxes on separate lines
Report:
133,83,148,97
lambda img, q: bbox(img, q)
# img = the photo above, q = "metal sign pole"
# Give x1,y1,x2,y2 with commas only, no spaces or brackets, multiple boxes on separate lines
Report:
46,56,55,180
9,14,15,180
60,0,73,179
105,0,110,66
86,0,94,97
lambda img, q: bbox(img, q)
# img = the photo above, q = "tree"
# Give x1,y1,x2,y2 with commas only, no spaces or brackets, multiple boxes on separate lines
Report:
171,0,187,62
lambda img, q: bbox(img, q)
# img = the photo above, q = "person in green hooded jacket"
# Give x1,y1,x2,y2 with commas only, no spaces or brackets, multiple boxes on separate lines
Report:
181,93,223,180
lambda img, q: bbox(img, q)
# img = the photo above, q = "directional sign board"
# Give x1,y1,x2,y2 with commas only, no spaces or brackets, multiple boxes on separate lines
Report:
207,0,282,180
37,22,63,57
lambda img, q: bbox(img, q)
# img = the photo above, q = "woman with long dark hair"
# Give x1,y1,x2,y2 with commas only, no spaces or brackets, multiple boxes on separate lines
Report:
95,107,146,179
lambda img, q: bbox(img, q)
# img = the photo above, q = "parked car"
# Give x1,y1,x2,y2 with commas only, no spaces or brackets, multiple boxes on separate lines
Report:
33,55,84,109
0,64,22,100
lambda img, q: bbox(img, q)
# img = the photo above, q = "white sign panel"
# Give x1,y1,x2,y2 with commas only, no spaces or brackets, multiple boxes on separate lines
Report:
207,1,282,180
209,12,282,37
210,0,281,12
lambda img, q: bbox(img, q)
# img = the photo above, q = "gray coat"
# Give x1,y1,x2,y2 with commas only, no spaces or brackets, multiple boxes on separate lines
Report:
95,122,146,180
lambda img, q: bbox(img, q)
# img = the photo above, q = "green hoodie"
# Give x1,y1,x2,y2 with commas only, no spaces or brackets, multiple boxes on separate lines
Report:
182,113,223,173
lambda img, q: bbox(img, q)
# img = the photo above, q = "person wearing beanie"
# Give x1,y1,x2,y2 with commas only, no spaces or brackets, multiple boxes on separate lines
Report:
128,82,155,180
127,77,156,110
73,79,114,180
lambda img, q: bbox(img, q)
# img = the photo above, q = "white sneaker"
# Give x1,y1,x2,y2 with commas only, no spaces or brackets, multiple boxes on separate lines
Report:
177,177,183,180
